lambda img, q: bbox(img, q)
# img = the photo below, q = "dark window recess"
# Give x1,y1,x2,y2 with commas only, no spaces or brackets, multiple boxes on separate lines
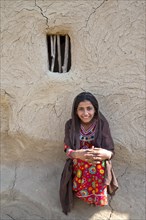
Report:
47,34,71,73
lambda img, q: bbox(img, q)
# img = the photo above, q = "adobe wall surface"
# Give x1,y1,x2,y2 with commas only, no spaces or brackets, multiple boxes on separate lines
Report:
1,0,145,220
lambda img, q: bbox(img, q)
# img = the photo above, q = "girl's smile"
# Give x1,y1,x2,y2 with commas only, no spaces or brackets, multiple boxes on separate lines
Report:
76,100,95,125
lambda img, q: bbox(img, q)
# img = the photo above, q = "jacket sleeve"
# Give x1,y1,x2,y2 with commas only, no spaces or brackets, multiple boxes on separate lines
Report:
99,114,118,194
100,116,114,152
59,158,73,214
64,119,72,151
105,160,118,195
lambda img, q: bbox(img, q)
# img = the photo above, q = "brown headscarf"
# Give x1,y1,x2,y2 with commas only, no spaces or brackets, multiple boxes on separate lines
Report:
59,112,118,215
59,92,118,214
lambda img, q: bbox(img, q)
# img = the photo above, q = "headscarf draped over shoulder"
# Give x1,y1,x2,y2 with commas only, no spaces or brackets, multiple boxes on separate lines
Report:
60,112,118,214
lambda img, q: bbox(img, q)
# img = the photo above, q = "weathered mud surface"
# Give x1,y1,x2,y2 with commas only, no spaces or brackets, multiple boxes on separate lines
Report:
1,134,145,220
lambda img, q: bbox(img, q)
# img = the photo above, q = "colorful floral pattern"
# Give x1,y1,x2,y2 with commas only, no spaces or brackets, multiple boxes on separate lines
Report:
73,158,107,206
65,121,108,206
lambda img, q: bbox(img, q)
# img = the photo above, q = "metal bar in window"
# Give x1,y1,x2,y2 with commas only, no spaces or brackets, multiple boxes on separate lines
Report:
57,35,61,73
62,35,69,73
51,35,56,72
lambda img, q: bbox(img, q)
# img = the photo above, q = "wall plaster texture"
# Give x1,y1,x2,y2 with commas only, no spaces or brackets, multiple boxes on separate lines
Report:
1,0,145,220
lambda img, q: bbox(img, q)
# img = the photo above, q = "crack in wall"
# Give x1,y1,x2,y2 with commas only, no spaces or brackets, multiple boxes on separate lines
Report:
107,165,129,220
29,214,46,220
78,0,107,32
108,195,114,220
52,103,63,118
35,0,49,28
15,8,36,14
9,164,18,200
86,0,106,25
2,89,14,99
6,214,16,220
117,165,129,180
6,213,46,220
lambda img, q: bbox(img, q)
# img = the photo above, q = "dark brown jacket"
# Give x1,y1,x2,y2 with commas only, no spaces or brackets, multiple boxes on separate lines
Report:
60,113,118,214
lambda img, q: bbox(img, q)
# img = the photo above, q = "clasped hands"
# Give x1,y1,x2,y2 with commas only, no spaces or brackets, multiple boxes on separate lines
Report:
73,146,112,165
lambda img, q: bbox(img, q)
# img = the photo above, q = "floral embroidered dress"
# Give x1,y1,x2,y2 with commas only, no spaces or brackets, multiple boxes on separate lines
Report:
65,121,108,206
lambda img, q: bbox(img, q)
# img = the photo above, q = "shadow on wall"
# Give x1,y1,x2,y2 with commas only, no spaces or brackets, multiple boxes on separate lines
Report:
1,189,129,220
1,134,145,220
0,88,144,219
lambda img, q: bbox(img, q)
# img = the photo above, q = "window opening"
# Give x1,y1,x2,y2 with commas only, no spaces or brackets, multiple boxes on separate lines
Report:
47,34,71,73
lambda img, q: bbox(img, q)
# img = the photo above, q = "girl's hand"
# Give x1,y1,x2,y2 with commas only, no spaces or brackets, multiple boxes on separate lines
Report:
71,149,95,162
70,147,112,164
91,147,113,162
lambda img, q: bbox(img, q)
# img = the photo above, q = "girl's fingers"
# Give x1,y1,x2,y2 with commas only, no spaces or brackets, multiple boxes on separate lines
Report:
95,161,100,164
93,156,102,161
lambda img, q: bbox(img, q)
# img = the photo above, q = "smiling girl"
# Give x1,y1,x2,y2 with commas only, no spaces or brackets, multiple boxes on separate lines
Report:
60,92,118,214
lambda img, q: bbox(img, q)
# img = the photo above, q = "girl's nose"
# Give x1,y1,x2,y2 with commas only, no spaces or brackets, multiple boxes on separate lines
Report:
84,109,88,115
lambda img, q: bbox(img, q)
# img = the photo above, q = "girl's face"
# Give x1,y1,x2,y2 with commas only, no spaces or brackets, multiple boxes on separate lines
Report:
76,100,95,125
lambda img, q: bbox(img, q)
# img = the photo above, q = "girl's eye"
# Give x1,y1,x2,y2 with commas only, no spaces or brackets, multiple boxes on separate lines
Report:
87,106,93,111
77,106,94,111
78,107,84,111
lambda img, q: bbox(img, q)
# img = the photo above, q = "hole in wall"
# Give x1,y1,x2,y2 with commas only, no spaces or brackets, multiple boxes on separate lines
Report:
46,34,71,73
